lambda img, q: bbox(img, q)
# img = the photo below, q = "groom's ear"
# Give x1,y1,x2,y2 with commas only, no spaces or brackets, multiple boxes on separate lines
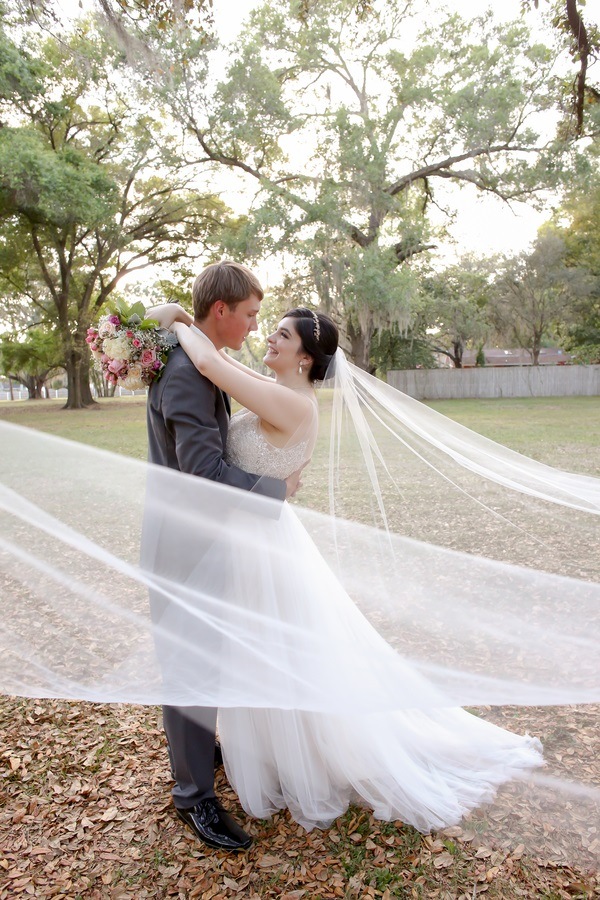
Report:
212,301,227,319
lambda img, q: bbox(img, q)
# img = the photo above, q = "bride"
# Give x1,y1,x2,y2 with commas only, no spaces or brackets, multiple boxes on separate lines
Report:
150,300,544,834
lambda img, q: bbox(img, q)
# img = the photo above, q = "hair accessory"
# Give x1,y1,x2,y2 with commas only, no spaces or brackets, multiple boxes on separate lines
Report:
311,310,321,343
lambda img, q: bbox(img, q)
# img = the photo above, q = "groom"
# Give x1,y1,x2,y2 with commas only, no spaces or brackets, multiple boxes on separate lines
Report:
146,260,300,852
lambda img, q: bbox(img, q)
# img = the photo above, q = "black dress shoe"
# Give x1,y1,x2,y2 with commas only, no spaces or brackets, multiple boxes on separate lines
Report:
177,798,252,851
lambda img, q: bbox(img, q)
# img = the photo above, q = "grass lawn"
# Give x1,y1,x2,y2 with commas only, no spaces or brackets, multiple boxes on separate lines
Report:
1,393,599,899
0,397,150,459
429,396,600,473
2,393,599,471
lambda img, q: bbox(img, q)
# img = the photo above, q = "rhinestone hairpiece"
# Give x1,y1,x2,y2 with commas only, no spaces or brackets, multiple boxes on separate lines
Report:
311,310,321,343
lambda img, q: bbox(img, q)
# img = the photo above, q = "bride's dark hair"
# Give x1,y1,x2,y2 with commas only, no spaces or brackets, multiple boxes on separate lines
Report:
284,308,338,382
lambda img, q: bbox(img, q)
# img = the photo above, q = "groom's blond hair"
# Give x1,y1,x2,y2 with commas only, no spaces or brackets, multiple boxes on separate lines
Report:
193,261,264,320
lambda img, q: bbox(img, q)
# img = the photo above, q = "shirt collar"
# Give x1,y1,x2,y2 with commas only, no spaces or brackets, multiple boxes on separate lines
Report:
189,323,216,349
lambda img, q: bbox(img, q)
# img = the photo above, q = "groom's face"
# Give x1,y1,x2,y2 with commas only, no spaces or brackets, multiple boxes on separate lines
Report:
217,294,262,351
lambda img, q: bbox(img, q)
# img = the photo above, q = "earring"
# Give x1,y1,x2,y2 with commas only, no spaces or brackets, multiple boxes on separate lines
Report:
298,362,303,375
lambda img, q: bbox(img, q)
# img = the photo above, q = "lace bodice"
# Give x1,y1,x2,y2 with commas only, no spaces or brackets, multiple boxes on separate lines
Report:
226,409,314,480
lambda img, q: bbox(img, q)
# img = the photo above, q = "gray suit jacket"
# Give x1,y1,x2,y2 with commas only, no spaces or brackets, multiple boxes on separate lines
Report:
144,344,285,634
147,345,285,498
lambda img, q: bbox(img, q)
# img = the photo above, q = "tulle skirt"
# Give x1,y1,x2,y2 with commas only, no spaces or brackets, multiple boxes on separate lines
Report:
215,503,543,833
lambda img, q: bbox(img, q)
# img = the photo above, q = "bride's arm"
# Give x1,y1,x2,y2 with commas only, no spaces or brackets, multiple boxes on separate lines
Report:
172,321,314,435
146,303,193,329
217,352,274,383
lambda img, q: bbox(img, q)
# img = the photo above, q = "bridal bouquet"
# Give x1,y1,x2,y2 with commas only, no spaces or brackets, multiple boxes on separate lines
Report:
87,300,177,391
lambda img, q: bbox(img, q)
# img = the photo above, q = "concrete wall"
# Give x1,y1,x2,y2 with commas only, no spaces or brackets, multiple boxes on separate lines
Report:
386,365,600,400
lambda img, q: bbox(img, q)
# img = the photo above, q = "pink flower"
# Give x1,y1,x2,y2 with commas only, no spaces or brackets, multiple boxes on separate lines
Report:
87,327,98,337
90,344,98,352
132,338,142,348
108,358,127,375
109,315,121,325
141,348,156,366
153,360,162,370
126,330,134,338
101,354,110,363
85,335,95,343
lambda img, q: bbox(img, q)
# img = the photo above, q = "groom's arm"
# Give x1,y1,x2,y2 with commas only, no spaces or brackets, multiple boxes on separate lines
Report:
161,359,286,501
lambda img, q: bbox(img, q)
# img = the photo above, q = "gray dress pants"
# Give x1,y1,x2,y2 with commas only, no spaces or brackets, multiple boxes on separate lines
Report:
163,705,218,808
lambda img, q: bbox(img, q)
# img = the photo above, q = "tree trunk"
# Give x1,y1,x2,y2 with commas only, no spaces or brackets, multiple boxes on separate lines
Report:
452,340,463,368
80,367,96,406
63,341,97,409
24,375,42,399
64,354,84,408
35,376,46,398
90,367,115,398
348,320,376,373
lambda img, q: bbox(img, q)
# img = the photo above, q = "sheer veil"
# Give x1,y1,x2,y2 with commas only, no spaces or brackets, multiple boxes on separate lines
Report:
320,351,598,697
0,349,598,861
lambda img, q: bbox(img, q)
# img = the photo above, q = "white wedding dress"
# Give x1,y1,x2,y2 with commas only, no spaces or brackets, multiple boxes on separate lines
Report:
218,408,544,833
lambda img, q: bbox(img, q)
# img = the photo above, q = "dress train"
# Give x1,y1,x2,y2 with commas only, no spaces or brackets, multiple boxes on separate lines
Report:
215,499,542,833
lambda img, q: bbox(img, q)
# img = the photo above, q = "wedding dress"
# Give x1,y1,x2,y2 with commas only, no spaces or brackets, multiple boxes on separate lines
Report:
218,407,544,833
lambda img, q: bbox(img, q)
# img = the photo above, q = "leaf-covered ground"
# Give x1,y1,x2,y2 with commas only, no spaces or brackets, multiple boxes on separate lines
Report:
1,398,599,897
1,699,598,899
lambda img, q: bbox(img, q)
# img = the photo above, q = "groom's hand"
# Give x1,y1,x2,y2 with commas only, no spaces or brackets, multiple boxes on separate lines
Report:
285,461,309,499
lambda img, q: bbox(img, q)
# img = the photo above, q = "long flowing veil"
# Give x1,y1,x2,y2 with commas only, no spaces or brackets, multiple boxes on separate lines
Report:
319,353,598,702
0,351,598,861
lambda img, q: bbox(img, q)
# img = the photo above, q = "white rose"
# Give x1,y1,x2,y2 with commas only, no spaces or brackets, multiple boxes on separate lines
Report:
119,364,145,391
98,319,117,338
103,335,132,361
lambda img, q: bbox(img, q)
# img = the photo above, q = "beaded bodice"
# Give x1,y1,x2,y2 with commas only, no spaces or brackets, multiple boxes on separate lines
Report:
226,409,314,480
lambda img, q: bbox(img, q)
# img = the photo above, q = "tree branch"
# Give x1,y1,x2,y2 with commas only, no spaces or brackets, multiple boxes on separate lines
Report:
565,0,590,136
393,241,436,263
385,144,540,197
30,227,60,307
